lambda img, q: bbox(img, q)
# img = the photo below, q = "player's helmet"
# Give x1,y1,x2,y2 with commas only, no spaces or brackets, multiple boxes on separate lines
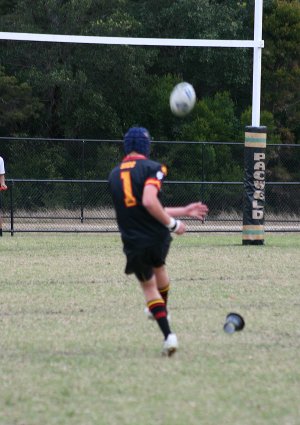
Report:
124,127,151,157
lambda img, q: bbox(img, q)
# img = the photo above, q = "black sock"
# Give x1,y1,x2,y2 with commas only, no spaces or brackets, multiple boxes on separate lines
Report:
147,299,171,339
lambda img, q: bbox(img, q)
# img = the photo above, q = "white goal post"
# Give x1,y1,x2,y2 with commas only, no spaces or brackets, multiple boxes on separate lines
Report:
0,0,264,126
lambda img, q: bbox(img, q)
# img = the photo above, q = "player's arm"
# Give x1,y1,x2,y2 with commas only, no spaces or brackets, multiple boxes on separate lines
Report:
165,202,209,221
0,174,7,190
142,185,185,234
0,158,7,190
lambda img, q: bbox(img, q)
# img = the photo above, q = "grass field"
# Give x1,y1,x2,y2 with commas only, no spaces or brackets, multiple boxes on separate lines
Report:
0,233,299,425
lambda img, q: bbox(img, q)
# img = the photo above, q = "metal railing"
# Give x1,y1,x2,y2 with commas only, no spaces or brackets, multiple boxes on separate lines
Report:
0,138,299,234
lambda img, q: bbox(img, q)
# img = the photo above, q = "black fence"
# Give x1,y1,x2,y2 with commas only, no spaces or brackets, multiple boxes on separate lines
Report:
0,138,299,234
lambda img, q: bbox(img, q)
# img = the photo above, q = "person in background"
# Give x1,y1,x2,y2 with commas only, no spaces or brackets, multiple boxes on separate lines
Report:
0,156,8,237
108,127,208,356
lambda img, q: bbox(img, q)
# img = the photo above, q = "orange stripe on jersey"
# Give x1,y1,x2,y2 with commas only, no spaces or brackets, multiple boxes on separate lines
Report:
145,178,161,190
161,165,168,176
120,161,136,169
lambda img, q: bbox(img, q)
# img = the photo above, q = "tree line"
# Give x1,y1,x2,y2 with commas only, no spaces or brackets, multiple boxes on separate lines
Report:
0,0,299,184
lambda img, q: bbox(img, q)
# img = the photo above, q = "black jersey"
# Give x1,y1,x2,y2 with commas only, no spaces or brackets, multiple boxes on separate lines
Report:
109,154,171,250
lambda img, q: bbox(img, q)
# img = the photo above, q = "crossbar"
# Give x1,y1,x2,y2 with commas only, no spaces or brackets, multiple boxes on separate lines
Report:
0,32,263,48
0,0,264,127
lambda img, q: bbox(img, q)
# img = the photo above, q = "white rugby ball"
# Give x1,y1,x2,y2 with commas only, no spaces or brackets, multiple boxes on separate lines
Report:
169,82,196,117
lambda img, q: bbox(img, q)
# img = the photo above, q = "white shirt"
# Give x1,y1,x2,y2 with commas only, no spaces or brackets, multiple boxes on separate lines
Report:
0,156,5,175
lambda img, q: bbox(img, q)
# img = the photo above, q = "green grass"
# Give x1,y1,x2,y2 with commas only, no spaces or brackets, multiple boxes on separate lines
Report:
0,233,299,425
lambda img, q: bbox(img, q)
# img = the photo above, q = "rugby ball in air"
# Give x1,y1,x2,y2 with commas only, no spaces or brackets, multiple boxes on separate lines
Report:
169,82,196,117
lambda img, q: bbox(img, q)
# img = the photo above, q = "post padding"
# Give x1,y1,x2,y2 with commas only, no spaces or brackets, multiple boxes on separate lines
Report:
242,126,267,245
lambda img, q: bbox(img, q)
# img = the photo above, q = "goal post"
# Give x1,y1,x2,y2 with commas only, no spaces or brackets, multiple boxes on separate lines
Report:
243,0,266,245
242,126,266,245
0,0,266,243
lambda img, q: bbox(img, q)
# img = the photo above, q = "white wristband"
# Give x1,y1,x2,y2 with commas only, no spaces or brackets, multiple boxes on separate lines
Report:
166,217,181,232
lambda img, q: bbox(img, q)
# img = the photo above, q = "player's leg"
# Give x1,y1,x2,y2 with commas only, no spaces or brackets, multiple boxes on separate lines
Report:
139,275,178,356
135,260,176,350
139,274,171,340
154,265,170,307
145,242,171,317
125,251,169,331
153,238,172,306
125,248,178,355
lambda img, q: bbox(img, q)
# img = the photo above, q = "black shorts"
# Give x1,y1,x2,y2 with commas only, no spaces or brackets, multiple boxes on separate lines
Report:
124,239,171,282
